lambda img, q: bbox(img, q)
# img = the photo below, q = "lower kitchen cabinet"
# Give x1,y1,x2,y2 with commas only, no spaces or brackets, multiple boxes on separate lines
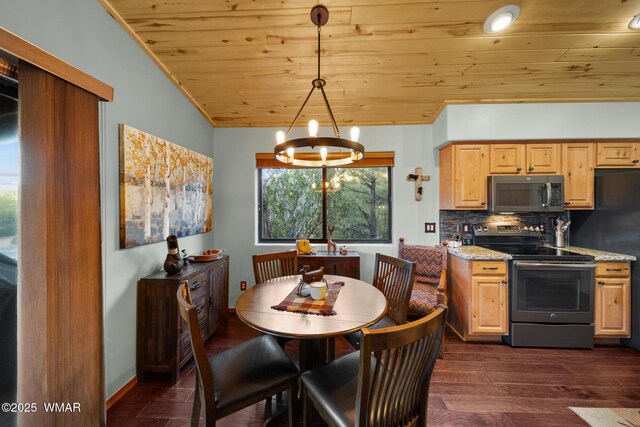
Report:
594,261,631,338
137,256,229,383
448,256,508,341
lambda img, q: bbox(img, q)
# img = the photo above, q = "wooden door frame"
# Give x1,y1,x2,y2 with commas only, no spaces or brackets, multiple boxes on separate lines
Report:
1,26,113,426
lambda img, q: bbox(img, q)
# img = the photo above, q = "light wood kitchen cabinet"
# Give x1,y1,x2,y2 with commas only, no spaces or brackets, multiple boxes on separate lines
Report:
525,143,561,174
489,144,526,174
448,256,508,341
596,141,640,168
562,143,594,209
594,261,631,338
440,144,489,210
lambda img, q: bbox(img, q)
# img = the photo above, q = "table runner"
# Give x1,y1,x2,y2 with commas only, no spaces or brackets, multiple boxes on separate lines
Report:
271,282,344,316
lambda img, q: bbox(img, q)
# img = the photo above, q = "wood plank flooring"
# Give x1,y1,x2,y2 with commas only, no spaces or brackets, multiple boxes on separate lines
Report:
107,316,640,426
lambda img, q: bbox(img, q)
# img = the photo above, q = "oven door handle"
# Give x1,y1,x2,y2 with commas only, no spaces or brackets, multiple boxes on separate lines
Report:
513,261,597,269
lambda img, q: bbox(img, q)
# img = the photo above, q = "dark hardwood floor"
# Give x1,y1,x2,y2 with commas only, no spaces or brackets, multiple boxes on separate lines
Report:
107,315,640,426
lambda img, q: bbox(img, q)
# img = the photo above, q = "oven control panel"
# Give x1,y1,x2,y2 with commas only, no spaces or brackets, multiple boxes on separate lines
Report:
473,223,545,236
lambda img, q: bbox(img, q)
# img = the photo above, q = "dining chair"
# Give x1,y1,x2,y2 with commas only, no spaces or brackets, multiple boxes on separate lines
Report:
252,250,298,285
301,306,447,427
344,253,416,349
177,283,299,427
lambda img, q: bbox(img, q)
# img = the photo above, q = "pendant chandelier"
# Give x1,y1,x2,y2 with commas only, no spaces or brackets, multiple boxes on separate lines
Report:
274,5,365,167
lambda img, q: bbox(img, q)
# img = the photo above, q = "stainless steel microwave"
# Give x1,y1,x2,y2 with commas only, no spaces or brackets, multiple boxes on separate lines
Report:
488,175,564,213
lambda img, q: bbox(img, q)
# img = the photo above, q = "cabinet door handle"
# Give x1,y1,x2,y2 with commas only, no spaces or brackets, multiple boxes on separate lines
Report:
483,267,499,270
606,268,623,272
190,282,202,291
597,281,605,285
501,279,507,284
528,166,534,171
633,159,639,164
516,167,522,172
481,201,486,206
564,201,571,205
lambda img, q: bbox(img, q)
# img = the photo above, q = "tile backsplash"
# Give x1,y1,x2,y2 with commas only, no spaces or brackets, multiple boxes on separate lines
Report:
439,210,570,246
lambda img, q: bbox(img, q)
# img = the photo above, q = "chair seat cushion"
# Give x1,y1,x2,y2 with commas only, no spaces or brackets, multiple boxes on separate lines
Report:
210,334,298,412
344,315,397,349
300,351,367,427
408,282,438,318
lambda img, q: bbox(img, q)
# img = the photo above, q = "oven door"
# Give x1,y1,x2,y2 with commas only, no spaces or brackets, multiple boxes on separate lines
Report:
511,261,596,324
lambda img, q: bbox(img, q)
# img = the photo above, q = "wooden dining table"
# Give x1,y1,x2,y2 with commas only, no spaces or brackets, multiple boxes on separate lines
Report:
235,274,387,371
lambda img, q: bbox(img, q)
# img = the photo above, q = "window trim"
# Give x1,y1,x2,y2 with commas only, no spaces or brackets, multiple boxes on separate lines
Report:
255,151,394,169
257,164,393,244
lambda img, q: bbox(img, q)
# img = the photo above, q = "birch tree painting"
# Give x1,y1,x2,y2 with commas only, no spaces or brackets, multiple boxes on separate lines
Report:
119,124,213,248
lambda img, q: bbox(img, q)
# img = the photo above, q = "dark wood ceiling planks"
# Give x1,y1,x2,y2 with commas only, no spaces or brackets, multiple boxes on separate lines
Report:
99,0,640,127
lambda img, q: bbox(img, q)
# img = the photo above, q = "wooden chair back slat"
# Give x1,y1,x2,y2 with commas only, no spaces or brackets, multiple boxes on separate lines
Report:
252,251,298,284
176,282,216,425
357,307,446,427
372,254,416,324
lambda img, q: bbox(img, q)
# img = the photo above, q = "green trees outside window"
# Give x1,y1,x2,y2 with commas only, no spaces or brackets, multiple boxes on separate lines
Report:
259,167,391,242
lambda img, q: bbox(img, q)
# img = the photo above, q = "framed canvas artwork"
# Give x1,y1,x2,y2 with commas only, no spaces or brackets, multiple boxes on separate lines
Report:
119,124,213,248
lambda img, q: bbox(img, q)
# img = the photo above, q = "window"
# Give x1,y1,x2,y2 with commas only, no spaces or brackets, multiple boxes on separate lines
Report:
258,166,392,243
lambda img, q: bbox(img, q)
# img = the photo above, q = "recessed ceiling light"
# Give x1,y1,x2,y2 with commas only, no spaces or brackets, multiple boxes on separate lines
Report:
484,5,520,33
629,14,640,29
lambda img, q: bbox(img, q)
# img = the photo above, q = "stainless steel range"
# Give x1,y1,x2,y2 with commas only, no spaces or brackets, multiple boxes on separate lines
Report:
473,222,596,349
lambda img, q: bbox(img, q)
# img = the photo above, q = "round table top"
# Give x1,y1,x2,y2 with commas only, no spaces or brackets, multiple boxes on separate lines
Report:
235,274,388,339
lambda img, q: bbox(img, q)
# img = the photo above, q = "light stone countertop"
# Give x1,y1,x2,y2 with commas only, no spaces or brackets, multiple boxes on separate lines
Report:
446,245,512,260
448,244,636,261
547,245,637,262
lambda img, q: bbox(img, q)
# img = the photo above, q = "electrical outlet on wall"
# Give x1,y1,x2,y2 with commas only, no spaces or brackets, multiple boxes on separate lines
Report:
240,281,246,291
425,222,436,233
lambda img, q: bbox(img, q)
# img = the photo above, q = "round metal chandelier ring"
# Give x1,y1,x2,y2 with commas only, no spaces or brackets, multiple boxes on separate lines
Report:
274,136,365,167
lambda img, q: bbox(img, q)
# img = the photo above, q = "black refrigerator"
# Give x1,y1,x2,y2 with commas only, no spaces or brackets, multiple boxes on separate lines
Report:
572,169,640,351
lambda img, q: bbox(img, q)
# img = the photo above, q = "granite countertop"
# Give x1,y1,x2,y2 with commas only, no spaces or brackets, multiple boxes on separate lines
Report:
446,245,512,260
548,245,637,262
448,244,636,261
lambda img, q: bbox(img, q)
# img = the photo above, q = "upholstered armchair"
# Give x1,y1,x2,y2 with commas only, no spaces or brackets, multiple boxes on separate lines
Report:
398,238,448,318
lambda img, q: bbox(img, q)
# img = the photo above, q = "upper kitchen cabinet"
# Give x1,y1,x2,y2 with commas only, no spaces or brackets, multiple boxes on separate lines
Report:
440,144,489,210
489,144,526,174
525,143,561,174
596,141,640,168
562,143,594,210
489,143,561,175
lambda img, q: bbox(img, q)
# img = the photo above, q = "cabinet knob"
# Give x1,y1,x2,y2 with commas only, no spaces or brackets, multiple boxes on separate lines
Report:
501,279,507,284
528,166,534,171
516,167,522,172
597,281,605,285
633,159,639,164
564,201,571,205
481,201,486,206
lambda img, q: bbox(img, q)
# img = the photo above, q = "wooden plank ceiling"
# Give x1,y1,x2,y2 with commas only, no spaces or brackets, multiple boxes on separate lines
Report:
100,0,640,127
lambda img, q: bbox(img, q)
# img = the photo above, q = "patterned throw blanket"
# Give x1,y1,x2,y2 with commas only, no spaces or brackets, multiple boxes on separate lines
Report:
271,282,344,316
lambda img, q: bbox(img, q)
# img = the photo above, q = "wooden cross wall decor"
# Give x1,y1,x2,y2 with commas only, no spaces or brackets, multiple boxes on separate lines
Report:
407,167,430,201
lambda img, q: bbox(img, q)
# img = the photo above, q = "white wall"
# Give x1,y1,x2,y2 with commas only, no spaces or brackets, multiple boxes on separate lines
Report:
213,125,441,305
436,102,640,146
1,0,215,399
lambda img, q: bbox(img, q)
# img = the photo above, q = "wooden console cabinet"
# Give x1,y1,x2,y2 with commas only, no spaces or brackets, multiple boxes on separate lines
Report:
298,251,360,279
137,256,229,383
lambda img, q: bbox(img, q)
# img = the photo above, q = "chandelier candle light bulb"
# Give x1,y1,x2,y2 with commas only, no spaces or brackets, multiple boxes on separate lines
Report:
308,119,319,137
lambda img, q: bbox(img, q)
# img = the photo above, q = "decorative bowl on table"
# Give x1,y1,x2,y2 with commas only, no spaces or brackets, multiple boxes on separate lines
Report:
189,249,224,262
